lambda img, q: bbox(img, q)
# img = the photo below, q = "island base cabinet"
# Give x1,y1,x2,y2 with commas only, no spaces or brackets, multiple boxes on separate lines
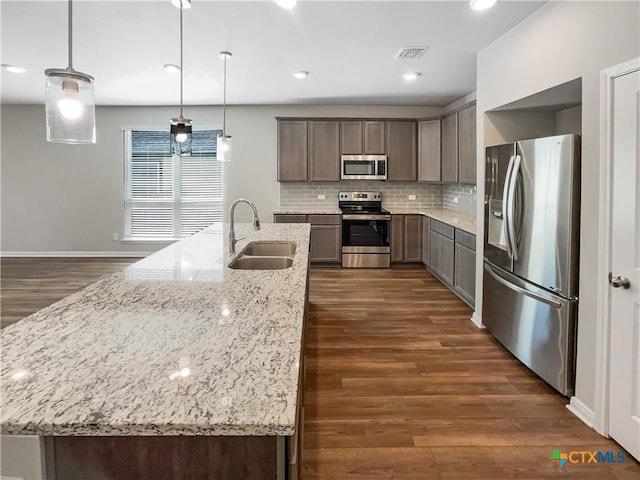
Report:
44,435,281,480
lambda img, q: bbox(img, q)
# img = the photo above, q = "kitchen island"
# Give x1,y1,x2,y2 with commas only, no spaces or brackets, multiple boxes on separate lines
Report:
0,223,311,480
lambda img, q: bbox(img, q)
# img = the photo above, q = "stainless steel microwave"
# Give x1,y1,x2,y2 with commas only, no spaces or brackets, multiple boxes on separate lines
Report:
341,155,387,180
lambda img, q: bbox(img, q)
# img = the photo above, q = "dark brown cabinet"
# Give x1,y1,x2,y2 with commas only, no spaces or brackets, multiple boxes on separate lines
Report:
277,121,308,182
440,102,477,185
391,214,423,263
274,214,341,264
340,120,385,154
308,121,340,181
457,103,477,185
418,119,441,182
386,121,417,182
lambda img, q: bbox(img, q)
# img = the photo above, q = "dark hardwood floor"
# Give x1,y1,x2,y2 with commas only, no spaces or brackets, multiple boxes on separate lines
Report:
1,259,638,479
303,267,640,480
1,257,137,329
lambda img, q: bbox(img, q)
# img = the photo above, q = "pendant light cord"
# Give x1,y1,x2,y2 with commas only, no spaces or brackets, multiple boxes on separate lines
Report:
67,0,73,70
222,54,227,134
179,4,184,118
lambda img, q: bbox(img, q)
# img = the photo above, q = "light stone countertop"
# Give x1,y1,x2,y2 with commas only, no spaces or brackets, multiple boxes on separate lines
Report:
384,208,476,235
273,209,342,215
274,207,476,234
0,223,311,437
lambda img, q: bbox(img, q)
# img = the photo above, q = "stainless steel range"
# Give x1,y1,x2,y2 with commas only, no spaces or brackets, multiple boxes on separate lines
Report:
339,191,391,268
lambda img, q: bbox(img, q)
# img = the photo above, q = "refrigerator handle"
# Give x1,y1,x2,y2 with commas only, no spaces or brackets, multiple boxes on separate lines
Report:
484,262,562,309
506,155,521,261
502,155,516,259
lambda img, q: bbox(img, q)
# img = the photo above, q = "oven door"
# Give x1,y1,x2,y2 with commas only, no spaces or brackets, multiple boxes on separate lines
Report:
342,215,391,252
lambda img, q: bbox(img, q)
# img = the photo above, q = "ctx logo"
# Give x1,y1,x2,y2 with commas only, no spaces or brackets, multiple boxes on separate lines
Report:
549,449,626,468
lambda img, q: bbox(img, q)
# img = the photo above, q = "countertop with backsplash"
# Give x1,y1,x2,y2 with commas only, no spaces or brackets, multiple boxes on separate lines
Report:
273,207,476,235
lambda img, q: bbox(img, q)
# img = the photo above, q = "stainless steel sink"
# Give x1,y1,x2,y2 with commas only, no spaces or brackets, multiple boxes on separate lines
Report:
228,256,293,270
240,241,297,257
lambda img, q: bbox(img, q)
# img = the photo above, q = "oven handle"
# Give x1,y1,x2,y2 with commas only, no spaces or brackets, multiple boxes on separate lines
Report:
342,214,391,220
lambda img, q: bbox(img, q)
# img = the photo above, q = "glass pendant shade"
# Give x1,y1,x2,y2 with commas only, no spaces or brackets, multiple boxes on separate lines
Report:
45,71,96,144
216,134,232,162
170,117,193,156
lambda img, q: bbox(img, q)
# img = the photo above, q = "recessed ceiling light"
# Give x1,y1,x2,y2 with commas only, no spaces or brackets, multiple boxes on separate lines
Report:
163,64,180,73
403,72,421,81
2,64,26,74
171,0,192,9
293,71,309,79
470,0,497,11
275,0,297,9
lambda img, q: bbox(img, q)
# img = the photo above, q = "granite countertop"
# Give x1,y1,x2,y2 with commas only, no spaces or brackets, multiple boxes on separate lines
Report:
386,208,476,234
0,223,310,437
273,209,342,215
275,206,476,234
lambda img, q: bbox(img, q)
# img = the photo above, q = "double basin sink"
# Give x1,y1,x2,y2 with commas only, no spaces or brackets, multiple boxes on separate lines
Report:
228,241,297,270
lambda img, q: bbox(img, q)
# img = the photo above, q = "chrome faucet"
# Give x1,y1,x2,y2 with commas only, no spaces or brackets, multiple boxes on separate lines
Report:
229,199,261,254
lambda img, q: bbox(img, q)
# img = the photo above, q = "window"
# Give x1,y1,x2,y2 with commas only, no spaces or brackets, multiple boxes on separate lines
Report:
124,129,223,240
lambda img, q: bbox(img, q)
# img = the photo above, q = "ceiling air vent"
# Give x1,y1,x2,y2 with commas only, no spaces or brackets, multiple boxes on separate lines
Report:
394,46,429,60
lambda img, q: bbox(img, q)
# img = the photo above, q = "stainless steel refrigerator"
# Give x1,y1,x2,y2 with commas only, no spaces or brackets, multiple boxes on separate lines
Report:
482,134,580,396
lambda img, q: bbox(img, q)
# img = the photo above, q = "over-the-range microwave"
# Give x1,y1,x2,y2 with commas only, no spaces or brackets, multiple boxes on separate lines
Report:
341,155,387,181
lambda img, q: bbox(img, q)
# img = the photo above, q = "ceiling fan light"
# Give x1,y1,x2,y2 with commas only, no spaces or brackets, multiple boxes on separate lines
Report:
470,0,497,11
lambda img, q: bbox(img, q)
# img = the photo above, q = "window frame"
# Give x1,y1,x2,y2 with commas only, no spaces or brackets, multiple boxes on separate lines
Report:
123,127,223,241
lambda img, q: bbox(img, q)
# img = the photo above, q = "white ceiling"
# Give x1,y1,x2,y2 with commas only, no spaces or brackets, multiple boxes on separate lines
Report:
0,0,545,106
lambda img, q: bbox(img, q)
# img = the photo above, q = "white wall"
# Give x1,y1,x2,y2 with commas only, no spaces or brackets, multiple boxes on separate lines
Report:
476,1,639,415
0,104,440,254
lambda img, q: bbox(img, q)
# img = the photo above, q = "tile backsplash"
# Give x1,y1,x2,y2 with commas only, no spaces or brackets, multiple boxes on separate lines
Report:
442,184,477,215
280,182,443,210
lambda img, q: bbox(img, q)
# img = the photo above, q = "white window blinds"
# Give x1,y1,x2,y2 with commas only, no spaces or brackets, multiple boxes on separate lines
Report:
124,129,223,239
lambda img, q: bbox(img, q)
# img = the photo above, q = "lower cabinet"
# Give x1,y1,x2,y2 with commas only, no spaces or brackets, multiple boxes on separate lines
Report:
425,217,476,307
274,214,341,265
422,216,430,268
392,215,423,263
429,230,455,286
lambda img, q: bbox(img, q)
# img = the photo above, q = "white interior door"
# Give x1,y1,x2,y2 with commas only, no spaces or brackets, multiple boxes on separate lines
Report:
608,68,640,461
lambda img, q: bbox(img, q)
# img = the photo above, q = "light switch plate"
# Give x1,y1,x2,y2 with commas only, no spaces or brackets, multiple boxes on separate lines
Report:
453,197,459,204
318,194,325,200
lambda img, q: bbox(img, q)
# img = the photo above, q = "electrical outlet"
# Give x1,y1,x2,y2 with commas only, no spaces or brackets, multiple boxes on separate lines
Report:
112,233,119,241
453,197,459,204
408,194,416,201
318,194,325,200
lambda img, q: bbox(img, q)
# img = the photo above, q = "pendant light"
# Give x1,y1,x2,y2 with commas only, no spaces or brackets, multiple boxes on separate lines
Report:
217,51,232,162
170,1,192,157
44,0,96,144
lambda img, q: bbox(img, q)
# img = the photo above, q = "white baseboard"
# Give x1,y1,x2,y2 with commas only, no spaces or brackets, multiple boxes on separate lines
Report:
1,251,151,258
470,311,484,328
567,396,595,429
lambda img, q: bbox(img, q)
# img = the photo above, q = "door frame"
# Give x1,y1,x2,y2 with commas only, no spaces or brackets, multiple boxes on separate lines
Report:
592,57,640,436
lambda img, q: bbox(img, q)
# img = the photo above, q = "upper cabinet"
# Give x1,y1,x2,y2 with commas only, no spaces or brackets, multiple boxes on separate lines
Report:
441,112,458,183
278,120,308,182
340,121,386,154
308,121,340,182
417,119,441,182
386,121,417,182
457,103,477,184
441,102,477,185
